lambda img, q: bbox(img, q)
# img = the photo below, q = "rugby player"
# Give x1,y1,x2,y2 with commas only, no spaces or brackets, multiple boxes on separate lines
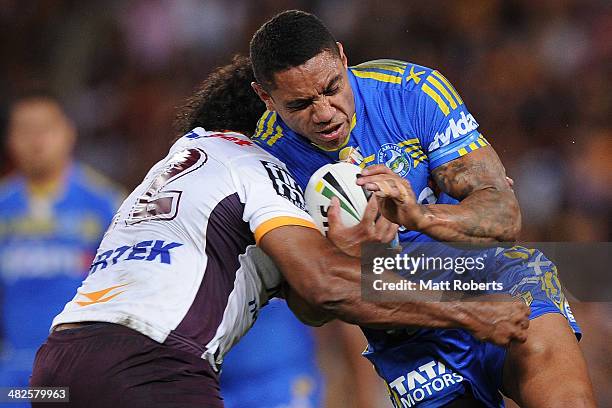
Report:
247,10,595,408
30,56,529,408
0,91,122,391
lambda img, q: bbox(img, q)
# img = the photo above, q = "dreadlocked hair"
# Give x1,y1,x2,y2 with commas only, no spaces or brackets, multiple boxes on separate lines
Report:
173,54,265,140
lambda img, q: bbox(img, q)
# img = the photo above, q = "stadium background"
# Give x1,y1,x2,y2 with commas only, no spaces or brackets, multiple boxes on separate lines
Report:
0,0,609,406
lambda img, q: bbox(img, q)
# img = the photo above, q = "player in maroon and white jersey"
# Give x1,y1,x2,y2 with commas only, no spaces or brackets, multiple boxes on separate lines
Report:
30,56,529,408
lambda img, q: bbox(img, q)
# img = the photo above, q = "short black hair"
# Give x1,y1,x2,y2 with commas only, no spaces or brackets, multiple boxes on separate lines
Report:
250,10,339,90
173,55,265,139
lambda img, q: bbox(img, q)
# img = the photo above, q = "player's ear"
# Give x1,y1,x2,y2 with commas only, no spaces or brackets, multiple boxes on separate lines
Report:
251,82,275,112
337,42,348,69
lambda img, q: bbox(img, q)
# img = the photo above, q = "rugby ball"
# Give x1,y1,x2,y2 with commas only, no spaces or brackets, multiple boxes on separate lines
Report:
305,162,370,235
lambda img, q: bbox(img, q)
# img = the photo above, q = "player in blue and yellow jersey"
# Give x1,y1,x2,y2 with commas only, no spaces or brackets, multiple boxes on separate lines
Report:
0,91,123,392
248,10,595,408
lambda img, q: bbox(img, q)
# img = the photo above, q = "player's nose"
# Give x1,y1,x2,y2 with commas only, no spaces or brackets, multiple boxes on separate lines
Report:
312,98,335,124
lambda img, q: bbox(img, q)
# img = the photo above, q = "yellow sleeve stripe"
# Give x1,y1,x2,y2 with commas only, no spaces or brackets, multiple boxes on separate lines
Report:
457,137,490,158
407,149,427,161
352,64,405,75
266,125,283,146
404,144,422,152
398,138,419,147
407,152,427,168
352,70,402,84
254,216,318,244
426,75,458,110
432,71,463,105
422,83,450,115
359,59,407,69
398,139,428,167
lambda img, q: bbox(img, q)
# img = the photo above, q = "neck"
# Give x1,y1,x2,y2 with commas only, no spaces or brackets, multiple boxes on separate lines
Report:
26,164,69,197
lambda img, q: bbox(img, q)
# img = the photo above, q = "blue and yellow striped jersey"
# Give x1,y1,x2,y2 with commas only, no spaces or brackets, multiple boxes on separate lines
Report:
0,163,123,355
253,59,489,242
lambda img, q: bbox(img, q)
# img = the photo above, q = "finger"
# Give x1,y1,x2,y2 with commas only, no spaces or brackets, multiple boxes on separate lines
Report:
373,213,393,235
359,175,413,202
327,196,345,232
361,194,379,224
381,223,400,243
361,164,395,177
357,173,396,186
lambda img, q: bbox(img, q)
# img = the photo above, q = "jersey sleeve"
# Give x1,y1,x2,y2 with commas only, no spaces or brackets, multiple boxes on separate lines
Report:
232,154,318,244
410,69,489,169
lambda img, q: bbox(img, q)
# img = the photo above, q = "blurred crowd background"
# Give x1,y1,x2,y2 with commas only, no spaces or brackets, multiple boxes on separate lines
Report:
0,0,610,407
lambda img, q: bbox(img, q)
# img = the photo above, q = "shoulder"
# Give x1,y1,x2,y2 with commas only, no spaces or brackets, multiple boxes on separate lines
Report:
175,128,281,172
350,60,461,105
71,164,125,207
0,174,23,204
349,59,435,92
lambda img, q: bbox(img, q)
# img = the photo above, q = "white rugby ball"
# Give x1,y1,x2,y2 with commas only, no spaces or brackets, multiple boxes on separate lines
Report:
305,162,370,235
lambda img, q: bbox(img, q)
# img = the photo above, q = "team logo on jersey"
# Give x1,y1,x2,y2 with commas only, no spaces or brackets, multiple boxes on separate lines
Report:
127,148,207,225
377,143,412,177
260,161,307,211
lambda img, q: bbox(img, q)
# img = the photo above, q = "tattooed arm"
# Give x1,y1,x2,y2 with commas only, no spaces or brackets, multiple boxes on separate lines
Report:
357,146,521,243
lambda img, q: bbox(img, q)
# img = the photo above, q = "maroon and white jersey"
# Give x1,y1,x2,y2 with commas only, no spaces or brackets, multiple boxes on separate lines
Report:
52,128,316,370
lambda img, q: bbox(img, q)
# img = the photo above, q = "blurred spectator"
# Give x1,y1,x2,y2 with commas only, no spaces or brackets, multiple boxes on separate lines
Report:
0,91,123,388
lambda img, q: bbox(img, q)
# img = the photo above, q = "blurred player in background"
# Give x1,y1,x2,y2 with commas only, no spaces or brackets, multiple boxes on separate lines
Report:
220,300,323,408
0,90,123,389
248,10,595,408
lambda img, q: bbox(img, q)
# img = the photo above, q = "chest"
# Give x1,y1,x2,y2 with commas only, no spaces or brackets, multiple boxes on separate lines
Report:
337,116,435,205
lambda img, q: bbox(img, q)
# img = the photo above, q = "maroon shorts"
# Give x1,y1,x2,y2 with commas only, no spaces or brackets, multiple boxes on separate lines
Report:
30,323,223,408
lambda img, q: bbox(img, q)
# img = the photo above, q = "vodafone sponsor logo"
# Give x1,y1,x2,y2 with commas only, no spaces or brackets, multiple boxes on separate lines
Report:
388,360,464,407
428,112,478,151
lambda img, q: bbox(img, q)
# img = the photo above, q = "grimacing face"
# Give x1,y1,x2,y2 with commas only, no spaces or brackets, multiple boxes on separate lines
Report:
7,98,76,180
252,43,355,150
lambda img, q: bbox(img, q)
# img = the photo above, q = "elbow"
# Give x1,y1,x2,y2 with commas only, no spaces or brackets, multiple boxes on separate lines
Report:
498,193,522,242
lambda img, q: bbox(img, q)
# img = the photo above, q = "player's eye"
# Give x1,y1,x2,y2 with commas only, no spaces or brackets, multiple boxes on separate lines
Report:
287,102,310,111
324,86,339,96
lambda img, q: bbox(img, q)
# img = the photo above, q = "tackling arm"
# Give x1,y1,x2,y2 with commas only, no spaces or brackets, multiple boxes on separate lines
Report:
259,224,529,346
